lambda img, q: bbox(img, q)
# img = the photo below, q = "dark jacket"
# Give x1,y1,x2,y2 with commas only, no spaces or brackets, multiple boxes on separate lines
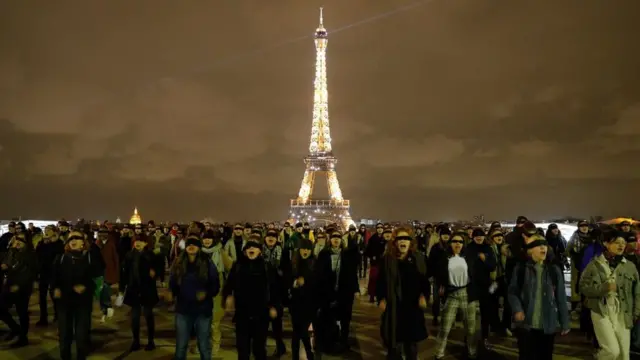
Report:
169,257,220,317
1,248,37,296
223,256,281,319
35,237,65,281
119,249,159,307
315,245,360,306
51,251,102,307
376,252,429,346
508,260,570,334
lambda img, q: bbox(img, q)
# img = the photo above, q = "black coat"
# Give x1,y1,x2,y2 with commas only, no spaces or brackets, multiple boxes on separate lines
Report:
315,245,360,306
376,252,429,345
119,249,159,307
290,257,319,320
51,251,102,307
222,257,281,320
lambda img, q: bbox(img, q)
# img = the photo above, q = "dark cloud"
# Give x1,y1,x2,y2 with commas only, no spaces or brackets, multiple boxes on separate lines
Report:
1,0,639,221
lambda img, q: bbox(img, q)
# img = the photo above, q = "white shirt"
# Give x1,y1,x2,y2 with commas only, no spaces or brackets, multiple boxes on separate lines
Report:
448,255,469,287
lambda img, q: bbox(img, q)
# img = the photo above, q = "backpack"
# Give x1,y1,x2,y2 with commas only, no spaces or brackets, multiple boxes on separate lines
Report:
516,262,559,295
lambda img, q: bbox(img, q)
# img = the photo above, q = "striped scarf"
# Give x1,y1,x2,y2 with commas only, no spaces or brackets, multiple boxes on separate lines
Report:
262,245,282,268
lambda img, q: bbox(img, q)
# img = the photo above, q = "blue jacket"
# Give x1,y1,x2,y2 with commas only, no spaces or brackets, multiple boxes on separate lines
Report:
508,261,570,334
169,258,220,317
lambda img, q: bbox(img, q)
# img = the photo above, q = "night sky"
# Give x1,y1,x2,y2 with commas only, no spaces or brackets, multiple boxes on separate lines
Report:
1,0,639,222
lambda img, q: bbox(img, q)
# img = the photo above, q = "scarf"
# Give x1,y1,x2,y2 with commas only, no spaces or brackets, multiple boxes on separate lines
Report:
202,244,224,274
330,247,342,291
262,245,282,267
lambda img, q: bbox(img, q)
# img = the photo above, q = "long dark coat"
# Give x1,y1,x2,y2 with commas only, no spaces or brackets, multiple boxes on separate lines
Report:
119,249,159,307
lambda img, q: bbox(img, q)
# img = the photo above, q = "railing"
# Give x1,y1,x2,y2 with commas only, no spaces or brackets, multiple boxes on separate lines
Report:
290,199,350,208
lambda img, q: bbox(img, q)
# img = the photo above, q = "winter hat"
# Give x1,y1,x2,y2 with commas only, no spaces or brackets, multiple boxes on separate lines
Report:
471,228,486,238
185,235,202,248
265,229,278,238
516,216,528,224
522,221,538,236
243,240,262,252
547,223,558,231
439,228,452,236
299,238,313,250
295,222,303,229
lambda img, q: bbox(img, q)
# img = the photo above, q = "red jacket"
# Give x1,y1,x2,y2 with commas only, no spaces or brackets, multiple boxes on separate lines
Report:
96,234,119,284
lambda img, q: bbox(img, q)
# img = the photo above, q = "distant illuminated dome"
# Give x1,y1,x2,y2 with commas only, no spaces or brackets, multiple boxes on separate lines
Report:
129,207,142,225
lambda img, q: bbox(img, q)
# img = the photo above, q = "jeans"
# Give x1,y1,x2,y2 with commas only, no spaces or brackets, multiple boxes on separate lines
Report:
175,313,212,360
99,283,112,314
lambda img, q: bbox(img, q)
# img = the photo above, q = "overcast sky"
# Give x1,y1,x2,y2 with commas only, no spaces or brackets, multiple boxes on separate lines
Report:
1,0,639,222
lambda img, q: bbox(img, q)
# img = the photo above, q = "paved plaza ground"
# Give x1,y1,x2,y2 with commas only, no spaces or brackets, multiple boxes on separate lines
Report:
0,278,596,360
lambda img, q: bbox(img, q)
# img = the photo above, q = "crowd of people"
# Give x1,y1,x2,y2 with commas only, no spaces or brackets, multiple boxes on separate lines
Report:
0,216,638,360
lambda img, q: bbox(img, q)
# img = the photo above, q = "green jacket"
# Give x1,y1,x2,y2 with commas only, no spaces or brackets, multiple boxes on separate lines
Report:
579,254,640,329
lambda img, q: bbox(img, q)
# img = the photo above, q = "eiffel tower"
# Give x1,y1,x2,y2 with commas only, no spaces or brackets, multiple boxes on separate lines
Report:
289,8,354,230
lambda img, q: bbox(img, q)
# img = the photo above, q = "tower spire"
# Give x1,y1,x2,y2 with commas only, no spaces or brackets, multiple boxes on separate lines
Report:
310,7,330,154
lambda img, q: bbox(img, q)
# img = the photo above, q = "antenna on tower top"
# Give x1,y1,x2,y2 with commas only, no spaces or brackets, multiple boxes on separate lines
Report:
319,7,324,26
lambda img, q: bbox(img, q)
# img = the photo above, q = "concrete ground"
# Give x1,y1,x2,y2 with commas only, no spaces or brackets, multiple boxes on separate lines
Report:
0,278,596,360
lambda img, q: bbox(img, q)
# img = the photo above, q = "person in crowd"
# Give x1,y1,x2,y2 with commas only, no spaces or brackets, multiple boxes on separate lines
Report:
262,229,287,357
95,226,119,323
0,232,37,347
466,227,497,349
169,234,220,360
151,227,171,287
488,228,511,336
227,223,247,263
35,225,64,326
427,227,451,326
508,230,570,360
200,230,233,355
51,230,102,360
0,221,15,253
315,230,360,354
314,232,327,257
580,231,640,360
119,233,159,351
376,227,429,360
545,223,568,269
289,238,318,360
357,224,370,278
623,231,640,352
223,235,281,360
365,223,388,303
567,220,592,312
434,231,480,359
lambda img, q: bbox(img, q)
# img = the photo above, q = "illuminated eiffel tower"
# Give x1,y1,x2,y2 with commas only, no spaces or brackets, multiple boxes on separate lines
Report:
289,8,354,230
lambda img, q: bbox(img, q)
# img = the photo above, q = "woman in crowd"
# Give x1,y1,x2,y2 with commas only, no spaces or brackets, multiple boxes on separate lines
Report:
262,229,287,357
289,238,318,360
51,230,102,360
223,235,281,360
508,231,570,360
580,231,640,360
35,225,64,326
119,233,159,351
376,227,429,360
434,231,480,360
315,230,360,354
169,235,220,360
200,230,233,355
0,232,37,347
